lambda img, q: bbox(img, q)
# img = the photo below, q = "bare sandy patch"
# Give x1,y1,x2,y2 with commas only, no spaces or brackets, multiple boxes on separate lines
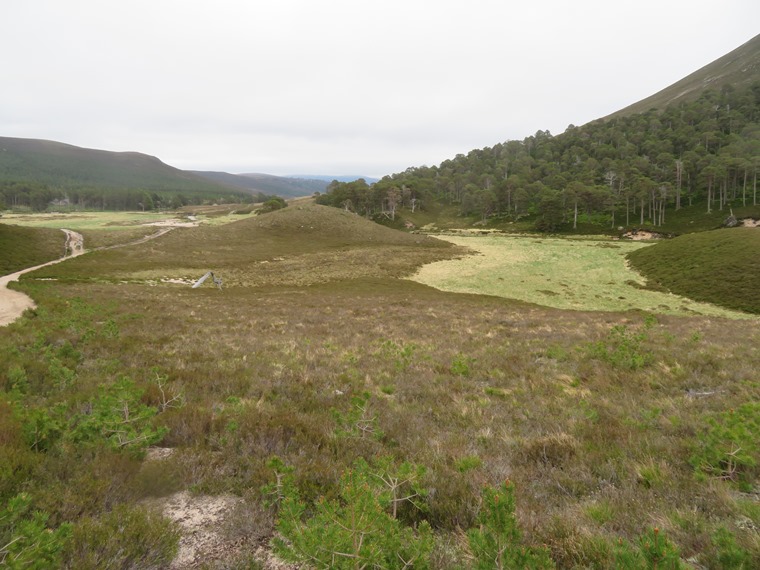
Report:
144,219,200,228
622,229,664,240
146,488,293,569
158,491,243,568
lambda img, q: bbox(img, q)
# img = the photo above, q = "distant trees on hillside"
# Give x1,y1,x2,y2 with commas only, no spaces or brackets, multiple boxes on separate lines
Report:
0,182,255,212
318,82,760,230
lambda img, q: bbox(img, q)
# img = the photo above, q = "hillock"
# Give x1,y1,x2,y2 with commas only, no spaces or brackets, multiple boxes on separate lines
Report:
31,204,459,286
627,226,760,314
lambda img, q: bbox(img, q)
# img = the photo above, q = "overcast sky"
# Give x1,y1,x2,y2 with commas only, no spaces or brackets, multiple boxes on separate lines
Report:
2,1,758,178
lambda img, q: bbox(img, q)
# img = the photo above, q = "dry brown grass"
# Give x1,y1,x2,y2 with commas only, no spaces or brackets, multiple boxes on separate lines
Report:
4,204,760,567
31,204,460,285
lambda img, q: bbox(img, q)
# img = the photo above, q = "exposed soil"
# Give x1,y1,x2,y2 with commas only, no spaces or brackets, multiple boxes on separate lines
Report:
742,217,760,227
152,491,295,570
622,229,664,240
160,491,244,569
144,448,293,569
144,218,200,228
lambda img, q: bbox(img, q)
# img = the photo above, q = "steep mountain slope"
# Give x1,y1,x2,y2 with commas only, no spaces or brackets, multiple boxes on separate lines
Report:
318,37,760,236
0,137,246,198
606,33,760,119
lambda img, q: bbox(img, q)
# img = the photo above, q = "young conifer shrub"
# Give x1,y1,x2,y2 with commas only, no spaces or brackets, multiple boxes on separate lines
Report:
613,527,684,569
690,402,760,485
0,493,71,570
466,480,554,569
272,459,433,569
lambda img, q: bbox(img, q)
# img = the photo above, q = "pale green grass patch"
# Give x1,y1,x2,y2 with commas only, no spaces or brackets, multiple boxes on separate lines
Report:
0,211,193,230
412,235,754,319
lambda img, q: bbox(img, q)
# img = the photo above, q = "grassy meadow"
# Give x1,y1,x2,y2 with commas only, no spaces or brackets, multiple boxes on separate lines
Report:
2,205,760,568
0,207,262,251
0,211,186,230
411,234,756,319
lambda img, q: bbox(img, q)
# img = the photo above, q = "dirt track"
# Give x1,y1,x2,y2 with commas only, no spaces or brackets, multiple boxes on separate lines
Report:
0,227,179,327
0,229,85,326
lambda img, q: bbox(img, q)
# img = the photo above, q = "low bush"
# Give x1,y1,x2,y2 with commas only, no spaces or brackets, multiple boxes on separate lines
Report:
467,480,554,569
690,402,760,485
62,504,180,570
0,493,71,570
272,459,434,569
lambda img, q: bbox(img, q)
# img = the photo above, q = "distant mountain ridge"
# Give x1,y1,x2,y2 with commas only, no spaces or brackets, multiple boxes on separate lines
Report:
606,33,760,119
288,174,380,184
189,172,380,199
190,171,327,198
0,135,372,204
0,136,242,197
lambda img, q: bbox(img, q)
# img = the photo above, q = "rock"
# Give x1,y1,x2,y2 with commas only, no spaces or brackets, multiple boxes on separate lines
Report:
724,214,738,227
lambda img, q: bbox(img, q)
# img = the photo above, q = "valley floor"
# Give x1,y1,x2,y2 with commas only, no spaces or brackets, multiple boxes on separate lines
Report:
2,210,759,568
412,234,756,319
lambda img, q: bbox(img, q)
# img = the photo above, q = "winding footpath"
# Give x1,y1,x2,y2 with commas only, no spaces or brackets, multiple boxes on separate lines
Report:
0,229,86,326
0,227,178,327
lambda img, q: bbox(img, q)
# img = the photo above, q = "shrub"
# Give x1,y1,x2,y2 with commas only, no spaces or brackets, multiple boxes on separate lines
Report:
690,402,760,485
66,378,168,452
62,504,180,570
587,323,653,370
450,353,475,377
260,197,287,213
466,480,554,569
332,392,384,441
709,526,752,569
613,527,684,569
272,459,433,569
0,493,71,570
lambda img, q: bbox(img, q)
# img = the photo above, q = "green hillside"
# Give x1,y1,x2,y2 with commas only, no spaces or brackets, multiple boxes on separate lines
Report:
0,137,250,210
318,72,760,235
627,227,760,314
607,33,760,119
0,224,65,274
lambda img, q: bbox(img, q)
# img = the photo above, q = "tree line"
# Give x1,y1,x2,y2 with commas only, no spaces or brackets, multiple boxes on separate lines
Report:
0,182,272,212
317,82,760,231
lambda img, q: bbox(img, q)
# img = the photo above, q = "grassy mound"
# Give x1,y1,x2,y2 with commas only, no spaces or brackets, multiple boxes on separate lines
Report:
28,204,460,286
627,227,760,314
0,224,65,275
